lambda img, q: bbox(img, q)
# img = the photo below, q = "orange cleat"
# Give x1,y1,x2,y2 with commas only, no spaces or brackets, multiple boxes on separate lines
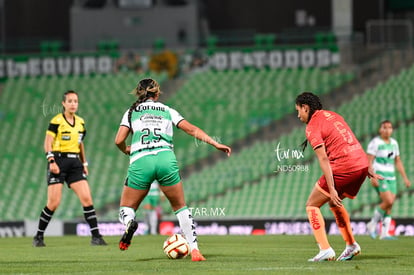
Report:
191,249,206,261
119,220,138,251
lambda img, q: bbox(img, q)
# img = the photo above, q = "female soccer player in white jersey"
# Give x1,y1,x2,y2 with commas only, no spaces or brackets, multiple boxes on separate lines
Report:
366,120,411,240
114,78,231,261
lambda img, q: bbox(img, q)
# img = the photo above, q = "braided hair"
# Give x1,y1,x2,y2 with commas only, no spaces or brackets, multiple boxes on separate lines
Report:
127,79,161,132
295,92,323,151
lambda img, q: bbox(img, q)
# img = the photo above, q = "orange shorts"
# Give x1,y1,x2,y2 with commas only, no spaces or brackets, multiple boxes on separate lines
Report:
316,167,368,199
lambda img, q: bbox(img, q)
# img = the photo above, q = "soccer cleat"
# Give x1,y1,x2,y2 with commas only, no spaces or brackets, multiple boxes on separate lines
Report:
119,220,138,251
337,243,361,261
32,235,46,247
380,235,398,240
191,249,206,261
91,236,108,246
366,221,377,239
308,247,335,262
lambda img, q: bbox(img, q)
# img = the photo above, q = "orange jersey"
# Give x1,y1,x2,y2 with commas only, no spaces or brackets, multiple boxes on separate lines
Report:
306,110,368,173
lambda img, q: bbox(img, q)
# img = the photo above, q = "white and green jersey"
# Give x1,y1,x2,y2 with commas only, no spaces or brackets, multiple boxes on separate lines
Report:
120,100,184,164
367,136,399,180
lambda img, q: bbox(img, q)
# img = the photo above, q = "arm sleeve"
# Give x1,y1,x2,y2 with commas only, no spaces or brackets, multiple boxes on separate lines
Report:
120,109,130,128
306,124,324,150
394,140,400,156
366,139,377,155
47,123,59,137
81,123,86,140
169,107,184,127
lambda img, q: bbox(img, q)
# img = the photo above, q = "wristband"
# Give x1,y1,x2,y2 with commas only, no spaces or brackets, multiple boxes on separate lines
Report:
46,151,54,160
83,162,89,167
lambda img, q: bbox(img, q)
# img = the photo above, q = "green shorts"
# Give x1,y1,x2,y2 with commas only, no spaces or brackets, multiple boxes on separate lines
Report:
376,179,397,194
125,150,181,190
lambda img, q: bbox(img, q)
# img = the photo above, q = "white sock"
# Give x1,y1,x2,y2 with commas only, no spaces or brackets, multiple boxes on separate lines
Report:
143,211,150,234
371,208,383,224
175,206,198,251
149,210,158,235
381,216,391,237
119,206,136,227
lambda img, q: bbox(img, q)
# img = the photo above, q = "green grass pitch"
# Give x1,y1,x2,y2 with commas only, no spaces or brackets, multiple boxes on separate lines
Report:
1,235,414,274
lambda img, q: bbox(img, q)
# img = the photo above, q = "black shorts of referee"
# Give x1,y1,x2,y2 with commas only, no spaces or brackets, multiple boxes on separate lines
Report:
47,152,87,187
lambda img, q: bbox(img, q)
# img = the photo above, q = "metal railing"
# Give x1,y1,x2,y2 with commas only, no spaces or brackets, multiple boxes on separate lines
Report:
366,19,413,48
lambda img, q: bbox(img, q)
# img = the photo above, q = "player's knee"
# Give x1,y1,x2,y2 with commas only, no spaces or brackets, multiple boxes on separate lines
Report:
81,198,93,206
168,199,186,212
385,201,394,210
382,199,394,209
47,200,60,211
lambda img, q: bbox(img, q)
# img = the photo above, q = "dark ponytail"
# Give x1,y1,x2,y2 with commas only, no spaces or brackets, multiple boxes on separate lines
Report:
128,78,161,131
127,100,140,133
127,92,152,132
295,92,323,151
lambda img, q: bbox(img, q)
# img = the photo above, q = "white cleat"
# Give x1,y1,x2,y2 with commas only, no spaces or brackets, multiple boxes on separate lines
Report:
308,247,336,262
337,242,361,261
380,235,398,240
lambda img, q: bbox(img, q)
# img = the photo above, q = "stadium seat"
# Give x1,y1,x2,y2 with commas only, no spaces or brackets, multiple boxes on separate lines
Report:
161,64,414,219
2,63,414,221
0,71,167,220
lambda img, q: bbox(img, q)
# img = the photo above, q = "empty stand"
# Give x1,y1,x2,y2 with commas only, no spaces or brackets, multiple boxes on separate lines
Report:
168,68,354,167
161,64,414,219
1,64,413,222
0,71,167,220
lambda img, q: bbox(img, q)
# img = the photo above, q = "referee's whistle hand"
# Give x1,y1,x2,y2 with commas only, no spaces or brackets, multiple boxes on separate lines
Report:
83,166,89,176
50,163,60,174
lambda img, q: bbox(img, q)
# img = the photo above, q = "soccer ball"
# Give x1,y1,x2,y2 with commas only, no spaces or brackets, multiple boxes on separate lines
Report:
163,234,190,259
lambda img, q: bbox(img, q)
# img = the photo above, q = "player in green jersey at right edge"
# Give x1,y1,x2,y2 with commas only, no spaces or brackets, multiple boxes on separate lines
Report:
115,78,231,261
366,120,411,240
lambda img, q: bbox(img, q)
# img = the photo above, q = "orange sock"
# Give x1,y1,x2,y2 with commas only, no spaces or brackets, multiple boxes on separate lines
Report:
330,205,355,245
306,206,330,250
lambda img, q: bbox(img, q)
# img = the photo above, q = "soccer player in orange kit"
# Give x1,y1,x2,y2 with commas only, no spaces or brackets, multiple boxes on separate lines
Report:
295,92,382,261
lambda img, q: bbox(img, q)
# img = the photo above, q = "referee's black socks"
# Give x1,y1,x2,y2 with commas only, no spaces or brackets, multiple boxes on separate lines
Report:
36,206,54,237
83,205,101,237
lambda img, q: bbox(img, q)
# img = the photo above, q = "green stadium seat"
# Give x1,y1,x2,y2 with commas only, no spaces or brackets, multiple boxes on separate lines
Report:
0,71,168,220
160,65,414,219
3,63,414,221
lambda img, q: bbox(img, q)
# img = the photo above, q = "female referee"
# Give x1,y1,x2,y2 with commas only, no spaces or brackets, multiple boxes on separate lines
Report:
295,92,381,262
33,90,107,247
115,78,231,261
